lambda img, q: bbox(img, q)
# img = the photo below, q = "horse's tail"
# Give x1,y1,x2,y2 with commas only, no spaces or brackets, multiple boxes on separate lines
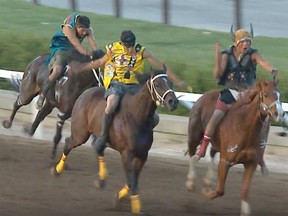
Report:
8,75,22,93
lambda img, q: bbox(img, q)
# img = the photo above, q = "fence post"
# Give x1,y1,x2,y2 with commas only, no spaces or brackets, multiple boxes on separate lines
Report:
70,0,77,11
234,0,242,29
162,0,169,24
32,0,39,5
114,0,121,18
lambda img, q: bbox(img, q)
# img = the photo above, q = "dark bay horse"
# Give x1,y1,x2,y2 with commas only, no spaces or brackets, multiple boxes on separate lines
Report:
2,50,104,159
51,69,179,214
185,80,283,216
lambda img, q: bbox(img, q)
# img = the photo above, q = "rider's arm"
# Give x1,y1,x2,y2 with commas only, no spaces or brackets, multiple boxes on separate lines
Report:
82,54,108,72
213,43,228,80
62,25,89,56
143,48,188,89
86,28,98,51
253,52,278,78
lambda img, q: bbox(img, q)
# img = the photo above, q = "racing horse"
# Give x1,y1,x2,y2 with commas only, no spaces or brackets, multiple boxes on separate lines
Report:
51,68,179,214
185,80,283,216
2,50,105,159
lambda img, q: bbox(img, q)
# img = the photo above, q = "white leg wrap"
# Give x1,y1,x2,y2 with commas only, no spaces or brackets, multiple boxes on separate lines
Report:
241,200,251,216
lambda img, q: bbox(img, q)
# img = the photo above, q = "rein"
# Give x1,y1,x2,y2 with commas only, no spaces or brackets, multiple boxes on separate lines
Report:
147,74,174,106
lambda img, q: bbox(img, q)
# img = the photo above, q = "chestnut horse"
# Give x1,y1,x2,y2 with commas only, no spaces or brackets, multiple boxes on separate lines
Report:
185,80,283,216
51,69,179,214
2,50,104,159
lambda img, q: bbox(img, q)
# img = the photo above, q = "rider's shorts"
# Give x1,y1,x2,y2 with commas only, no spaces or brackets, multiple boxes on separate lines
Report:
48,49,89,72
104,81,139,99
219,88,238,104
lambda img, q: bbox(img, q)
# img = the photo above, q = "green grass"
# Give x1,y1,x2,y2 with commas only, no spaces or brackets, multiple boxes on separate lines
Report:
1,0,288,115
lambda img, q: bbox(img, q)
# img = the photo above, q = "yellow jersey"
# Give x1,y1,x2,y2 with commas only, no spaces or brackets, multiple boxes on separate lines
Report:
103,41,145,89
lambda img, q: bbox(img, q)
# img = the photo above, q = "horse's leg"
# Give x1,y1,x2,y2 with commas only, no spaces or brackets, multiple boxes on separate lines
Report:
2,95,24,128
186,154,199,191
51,136,73,175
129,157,146,214
203,148,217,188
52,131,90,175
115,151,145,214
91,136,108,189
185,130,202,191
240,163,257,216
202,157,229,199
51,112,71,160
23,102,54,136
259,119,270,175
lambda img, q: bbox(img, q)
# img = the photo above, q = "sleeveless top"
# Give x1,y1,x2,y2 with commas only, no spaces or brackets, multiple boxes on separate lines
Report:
45,13,84,65
218,46,257,89
103,41,145,89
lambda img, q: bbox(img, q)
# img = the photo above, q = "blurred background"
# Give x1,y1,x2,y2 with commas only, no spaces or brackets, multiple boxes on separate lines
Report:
33,0,288,37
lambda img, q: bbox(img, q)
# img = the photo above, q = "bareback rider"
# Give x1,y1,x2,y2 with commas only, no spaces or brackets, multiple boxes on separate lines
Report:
36,13,98,109
194,25,278,174
93,30,190,154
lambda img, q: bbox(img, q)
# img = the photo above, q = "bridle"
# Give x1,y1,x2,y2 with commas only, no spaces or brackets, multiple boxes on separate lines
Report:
147,73,174,106
259,91,283,122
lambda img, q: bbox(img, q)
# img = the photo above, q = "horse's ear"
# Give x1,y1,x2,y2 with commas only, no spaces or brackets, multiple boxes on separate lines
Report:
163,64,167,73
135,71,149,84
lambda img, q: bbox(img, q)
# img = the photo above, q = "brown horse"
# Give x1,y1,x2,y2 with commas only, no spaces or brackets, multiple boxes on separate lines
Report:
185,80,283,216
2,50,104,159
51,69,179,214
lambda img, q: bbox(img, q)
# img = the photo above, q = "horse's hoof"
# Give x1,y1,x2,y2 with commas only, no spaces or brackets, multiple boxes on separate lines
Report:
94,179,106,189
203,177,212,187
2,120,12,129
185,179,195,192
132,211,149,215
275,132,287,137
113,191,130,208
261,166,269,176
202,187,213,199
23,125,33,136
50,167,60,176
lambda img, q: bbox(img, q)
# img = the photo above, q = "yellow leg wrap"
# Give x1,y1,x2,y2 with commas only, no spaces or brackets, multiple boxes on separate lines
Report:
55,153,67,174
118,185,129,200
98,156,107,180
130,195,142,214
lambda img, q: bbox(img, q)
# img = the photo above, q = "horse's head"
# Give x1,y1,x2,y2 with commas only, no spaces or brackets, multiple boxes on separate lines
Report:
144,67,178,111
257,80,283,122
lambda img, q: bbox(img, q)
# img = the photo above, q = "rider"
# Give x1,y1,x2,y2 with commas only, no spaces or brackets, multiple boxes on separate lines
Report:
36,13,98,109
194,25,278,173
94,30,190,154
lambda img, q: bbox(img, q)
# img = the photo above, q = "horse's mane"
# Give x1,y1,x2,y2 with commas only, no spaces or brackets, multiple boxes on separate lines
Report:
229,81,263,111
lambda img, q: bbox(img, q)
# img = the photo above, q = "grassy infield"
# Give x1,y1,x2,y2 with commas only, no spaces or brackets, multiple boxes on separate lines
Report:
1,0,288,115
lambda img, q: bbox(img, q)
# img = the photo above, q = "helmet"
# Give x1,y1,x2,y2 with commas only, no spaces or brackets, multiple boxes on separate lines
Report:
121,30,136,47
230,24,254,46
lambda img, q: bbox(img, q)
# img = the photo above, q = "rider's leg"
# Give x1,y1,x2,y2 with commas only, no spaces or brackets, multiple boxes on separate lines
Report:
196,100,229,159
36,65,62,109
94,94,120,154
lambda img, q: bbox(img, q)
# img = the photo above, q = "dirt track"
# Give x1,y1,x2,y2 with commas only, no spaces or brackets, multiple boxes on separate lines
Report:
0,133,288,216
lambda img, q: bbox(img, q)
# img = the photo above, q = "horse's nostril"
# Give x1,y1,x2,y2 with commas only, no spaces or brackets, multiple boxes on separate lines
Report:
168,98,178,106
